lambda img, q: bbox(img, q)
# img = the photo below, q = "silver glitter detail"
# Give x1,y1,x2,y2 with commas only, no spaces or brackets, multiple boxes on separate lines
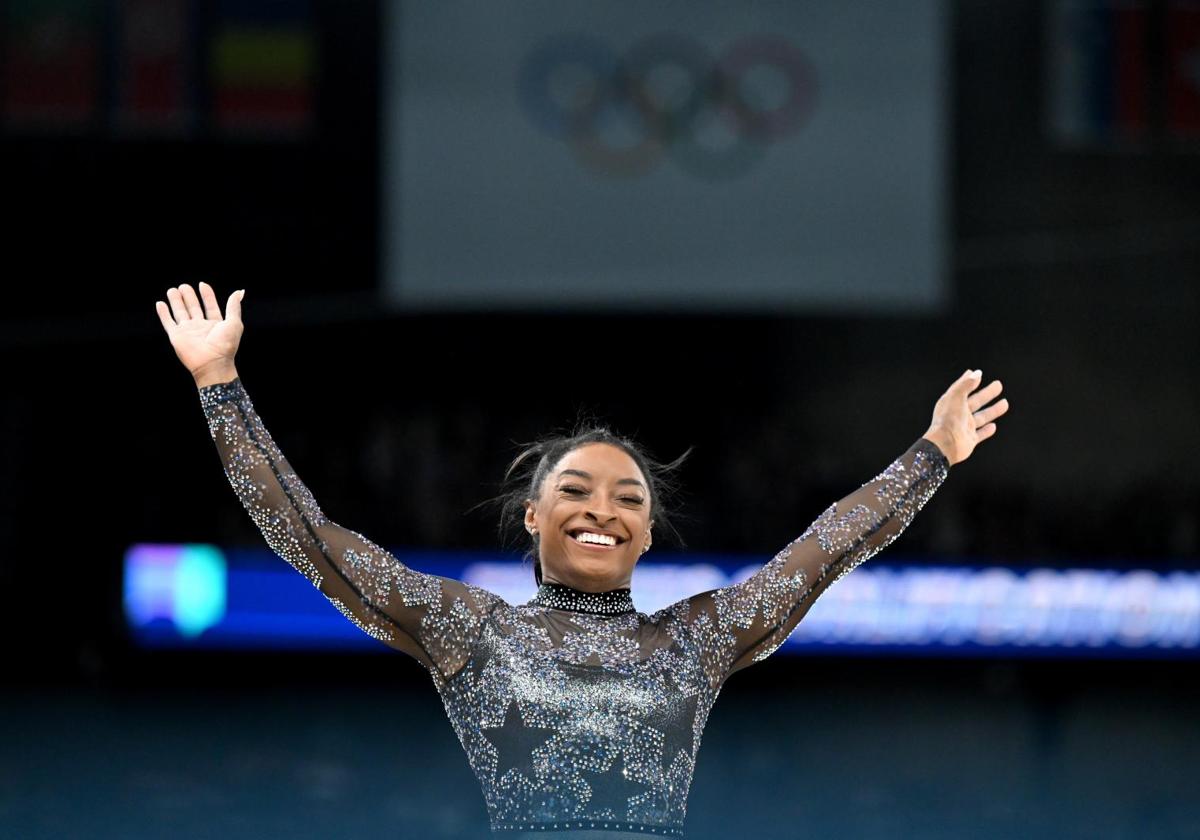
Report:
530,584,635,615
199,378,504,678
328,596,395,644
200,379,948,836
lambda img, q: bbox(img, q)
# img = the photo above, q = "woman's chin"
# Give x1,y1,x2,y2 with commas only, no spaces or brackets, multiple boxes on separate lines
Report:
561,552,631,587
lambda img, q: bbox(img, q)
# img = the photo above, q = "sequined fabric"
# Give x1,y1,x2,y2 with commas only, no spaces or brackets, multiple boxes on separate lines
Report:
200,378,950,837
529,583,635,615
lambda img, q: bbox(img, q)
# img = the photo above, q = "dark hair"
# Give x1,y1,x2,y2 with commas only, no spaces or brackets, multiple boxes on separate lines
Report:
493,423,690,586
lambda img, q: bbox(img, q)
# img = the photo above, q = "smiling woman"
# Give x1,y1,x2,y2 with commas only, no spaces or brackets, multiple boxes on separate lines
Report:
156,282,1008,839
494,428,689,591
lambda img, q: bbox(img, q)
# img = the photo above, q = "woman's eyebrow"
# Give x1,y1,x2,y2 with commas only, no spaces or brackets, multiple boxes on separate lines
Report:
558,469,646,489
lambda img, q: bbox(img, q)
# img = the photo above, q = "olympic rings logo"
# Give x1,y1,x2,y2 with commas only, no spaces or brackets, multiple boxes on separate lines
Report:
517,33,818,180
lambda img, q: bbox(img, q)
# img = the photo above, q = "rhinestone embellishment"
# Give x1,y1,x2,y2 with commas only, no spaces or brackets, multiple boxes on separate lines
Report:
528,582,636,615
198,377,948,837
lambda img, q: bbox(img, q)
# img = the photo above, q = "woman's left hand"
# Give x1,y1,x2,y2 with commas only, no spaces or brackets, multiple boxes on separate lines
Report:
922,369,1009,466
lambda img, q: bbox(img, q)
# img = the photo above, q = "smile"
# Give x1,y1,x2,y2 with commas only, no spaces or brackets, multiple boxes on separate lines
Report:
567,529,624,549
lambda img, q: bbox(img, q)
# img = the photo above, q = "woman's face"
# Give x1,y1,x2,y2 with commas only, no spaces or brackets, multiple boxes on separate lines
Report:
524,442,653,592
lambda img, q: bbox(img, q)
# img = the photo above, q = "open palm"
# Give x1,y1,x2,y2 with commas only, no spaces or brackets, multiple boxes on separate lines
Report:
155,282,245,376
924,369,1010,466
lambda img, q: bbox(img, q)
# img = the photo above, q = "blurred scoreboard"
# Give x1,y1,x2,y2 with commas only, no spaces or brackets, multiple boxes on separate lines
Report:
383,0,947,314
124,545,1200,658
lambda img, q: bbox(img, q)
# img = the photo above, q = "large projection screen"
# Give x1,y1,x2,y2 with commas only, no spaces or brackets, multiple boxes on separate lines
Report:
382,1,947,312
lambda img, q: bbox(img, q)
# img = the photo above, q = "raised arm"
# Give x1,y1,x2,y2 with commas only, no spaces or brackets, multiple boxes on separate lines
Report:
667,369,1008,685
157,283,502,683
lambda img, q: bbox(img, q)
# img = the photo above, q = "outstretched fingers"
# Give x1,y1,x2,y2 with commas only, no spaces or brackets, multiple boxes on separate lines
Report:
166,286,189,323
930,368,1010,462
179,284,205,319
973,398,1009,428
225,288,244,324
967,379,1003,411
198,281,222,320
155,300,176,332
953,369,982,395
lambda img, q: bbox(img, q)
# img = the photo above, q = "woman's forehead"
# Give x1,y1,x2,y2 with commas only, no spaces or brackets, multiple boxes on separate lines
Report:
552,443,646,484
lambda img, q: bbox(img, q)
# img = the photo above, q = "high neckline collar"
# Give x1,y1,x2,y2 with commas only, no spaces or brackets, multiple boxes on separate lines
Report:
529,582,635,616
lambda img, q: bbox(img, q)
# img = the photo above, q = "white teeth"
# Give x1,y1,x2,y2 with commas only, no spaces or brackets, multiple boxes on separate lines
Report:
572,532,617,546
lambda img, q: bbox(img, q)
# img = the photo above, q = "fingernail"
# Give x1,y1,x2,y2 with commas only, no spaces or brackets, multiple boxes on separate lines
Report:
973,369,982,378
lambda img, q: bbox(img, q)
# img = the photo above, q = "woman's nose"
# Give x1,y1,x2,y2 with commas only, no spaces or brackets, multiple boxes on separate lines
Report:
585,505,617,523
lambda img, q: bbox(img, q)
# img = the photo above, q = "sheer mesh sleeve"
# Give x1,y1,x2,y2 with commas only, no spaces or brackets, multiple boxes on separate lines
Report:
198,377,503,682
671,438,950,686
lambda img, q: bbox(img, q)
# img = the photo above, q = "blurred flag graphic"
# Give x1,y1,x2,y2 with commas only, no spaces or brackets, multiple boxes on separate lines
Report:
1167,1,1200,138
210,0,314,135
1047,0,1148,146
115,0,193,133
1,0,100,128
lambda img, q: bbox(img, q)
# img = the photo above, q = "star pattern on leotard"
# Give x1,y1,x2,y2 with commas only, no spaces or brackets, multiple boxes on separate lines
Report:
580,753,651,820
481,698,558,783
197,380,950,838
662,690,700,760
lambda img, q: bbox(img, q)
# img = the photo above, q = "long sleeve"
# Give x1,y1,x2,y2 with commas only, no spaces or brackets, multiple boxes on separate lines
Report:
199,377,503,682
669,437,950,686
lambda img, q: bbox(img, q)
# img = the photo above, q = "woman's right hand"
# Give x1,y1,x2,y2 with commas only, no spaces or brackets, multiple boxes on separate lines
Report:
155,282,245,381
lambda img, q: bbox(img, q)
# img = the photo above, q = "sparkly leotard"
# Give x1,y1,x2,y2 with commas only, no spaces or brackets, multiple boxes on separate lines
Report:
199,378,950,838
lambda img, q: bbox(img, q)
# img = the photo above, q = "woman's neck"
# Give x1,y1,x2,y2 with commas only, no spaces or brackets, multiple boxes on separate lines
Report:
529,581,635,615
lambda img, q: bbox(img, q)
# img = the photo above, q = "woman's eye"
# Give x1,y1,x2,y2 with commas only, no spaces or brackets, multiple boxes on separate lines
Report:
558,486,641,504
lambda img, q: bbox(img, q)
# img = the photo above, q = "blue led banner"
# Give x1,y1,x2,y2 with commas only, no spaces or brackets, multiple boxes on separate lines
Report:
124,545,1200,657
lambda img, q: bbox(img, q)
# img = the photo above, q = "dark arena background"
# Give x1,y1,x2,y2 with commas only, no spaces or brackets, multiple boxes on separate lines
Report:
3,1,1200,838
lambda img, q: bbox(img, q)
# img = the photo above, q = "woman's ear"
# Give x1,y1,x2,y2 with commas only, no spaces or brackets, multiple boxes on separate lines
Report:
523,499,537,534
